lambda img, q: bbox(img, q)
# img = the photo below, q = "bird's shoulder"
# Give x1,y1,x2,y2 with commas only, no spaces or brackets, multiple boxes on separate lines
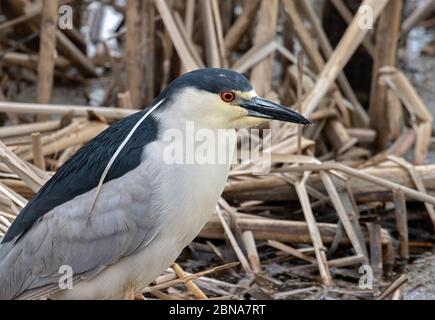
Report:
2,111,159,243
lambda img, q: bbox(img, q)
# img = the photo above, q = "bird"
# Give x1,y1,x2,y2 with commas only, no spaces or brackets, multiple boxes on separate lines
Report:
0,68,311,300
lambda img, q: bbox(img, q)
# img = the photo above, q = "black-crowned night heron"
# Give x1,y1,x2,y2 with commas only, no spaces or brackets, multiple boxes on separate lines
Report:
0,68,310,300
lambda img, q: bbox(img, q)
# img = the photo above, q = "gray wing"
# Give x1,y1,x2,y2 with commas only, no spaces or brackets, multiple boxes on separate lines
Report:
2,111,159,243
0,165,159,300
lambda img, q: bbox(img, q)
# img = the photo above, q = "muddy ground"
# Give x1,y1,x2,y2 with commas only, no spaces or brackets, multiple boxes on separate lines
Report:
401,26,435,299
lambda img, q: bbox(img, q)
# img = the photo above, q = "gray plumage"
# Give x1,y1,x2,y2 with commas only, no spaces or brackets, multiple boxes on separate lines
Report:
0,137,160,299
2,112,159,244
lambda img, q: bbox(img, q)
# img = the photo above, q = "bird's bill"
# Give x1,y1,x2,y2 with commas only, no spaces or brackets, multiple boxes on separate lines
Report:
240,96,312,125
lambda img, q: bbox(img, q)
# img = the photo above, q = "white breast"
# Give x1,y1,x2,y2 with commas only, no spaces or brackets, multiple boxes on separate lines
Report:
143,127,236,251
54,129,236,299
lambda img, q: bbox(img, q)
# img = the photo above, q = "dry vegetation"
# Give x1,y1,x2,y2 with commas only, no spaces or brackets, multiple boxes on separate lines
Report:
0,0,434,300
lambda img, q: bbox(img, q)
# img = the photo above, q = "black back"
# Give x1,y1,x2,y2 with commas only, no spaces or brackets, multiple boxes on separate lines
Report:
2,112,159,243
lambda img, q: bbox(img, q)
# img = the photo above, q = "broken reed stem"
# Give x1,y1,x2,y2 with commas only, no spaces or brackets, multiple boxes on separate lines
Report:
125,0,143,108
369,0,403,150
272,162,435,207
31,133,45,171
319,171,368,260
184,0,195,37
224,0,260,53
142,0,156,106
149,290,175,300
297,0,369,126
250,0,278,96
380,67,433,165
0,182,28,209
117,91,133,109
268,240,315,264
36,0,59,121
56,31,98,77
388,155,435,229
290,254,367,272
296,51,303,155
294,180,332,285
242,231,262,274
216,205,254,275
0,140,45,192
0,119,62,139
366,221,383,281
393,189,409,261
154,0,199,71
330,0,375,57
201,0,221,68
376,275,408,300
143,262,240,293
210,0,227,67
0,9,40,32
23,121,108,161
172,263,208,299
0,101,135,119
300,0,389,117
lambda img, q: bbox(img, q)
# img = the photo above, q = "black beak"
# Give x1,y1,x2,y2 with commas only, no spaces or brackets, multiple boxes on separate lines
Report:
240,97,312,125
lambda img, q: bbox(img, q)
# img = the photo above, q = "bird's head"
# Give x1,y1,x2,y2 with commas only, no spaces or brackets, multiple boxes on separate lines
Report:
155,68,311,129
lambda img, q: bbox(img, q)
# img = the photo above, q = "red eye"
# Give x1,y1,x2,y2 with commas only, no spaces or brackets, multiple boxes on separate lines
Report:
220,91,236,103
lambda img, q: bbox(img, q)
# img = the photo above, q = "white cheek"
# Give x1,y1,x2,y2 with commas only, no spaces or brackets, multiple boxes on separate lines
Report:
233,116,268,128
221,104,247,118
